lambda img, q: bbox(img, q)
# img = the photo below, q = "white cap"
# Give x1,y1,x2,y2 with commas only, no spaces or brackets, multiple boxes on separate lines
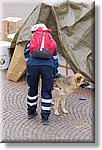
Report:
31,23,47,32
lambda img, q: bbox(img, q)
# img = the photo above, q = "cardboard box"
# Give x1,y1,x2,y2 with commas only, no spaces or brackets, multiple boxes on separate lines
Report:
7,33,16,42
0,21,8,34
0,31,8,41
1,17,23,34
0,41,11,70
6,43,26,81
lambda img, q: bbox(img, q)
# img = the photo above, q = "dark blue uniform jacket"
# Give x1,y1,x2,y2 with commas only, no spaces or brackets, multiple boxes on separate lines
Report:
24,40,58,78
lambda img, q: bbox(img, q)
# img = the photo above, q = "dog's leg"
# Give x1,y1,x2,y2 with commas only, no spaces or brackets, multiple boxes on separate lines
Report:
60,98,68,114
53,95,60,116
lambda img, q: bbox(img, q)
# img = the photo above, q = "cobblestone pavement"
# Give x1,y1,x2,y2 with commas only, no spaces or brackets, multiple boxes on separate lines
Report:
0,71,95,143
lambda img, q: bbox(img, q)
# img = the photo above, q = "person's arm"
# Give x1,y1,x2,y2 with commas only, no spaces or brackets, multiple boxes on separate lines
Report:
24,40,30,62
53,50,59,78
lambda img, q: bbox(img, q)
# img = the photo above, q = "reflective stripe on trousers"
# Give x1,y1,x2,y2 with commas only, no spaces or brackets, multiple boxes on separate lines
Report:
27,94,38,106
41,98,52,111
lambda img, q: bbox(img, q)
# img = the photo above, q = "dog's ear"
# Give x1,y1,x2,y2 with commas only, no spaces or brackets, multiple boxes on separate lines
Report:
77,69,81,74
74,75,82,83
76,76,82,83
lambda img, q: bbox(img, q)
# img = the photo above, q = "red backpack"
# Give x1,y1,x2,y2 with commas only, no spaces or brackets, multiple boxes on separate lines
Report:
30,27,56,59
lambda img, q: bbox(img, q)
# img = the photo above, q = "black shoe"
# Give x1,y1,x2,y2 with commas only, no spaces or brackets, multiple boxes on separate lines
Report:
42,120,48,125
28,111,38,119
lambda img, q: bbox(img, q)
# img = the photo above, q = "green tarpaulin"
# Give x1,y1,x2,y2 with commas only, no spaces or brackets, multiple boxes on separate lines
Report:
10,1,95,82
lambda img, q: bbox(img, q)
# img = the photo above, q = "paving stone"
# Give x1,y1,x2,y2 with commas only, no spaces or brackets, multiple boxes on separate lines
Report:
0,71,95,143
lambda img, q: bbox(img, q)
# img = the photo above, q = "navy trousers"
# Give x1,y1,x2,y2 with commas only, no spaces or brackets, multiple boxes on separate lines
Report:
27,65,54,121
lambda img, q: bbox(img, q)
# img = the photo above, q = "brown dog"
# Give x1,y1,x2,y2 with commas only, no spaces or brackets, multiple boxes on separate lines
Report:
53,72,89,115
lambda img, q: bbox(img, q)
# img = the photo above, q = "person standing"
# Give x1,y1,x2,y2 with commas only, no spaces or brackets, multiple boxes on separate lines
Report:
24,24,58,125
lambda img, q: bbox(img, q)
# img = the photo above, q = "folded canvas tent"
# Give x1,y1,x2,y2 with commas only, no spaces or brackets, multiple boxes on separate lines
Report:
7,0,95,82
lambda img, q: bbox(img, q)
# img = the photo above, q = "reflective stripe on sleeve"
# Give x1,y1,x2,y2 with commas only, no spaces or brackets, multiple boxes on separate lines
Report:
53,56,58,59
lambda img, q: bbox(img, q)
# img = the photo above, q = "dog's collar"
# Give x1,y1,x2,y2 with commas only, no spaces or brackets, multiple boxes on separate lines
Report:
54,80,61,91
54,86,61,91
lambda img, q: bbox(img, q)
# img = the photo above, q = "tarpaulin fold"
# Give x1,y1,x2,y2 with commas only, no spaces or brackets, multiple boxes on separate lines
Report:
10,1,95,82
